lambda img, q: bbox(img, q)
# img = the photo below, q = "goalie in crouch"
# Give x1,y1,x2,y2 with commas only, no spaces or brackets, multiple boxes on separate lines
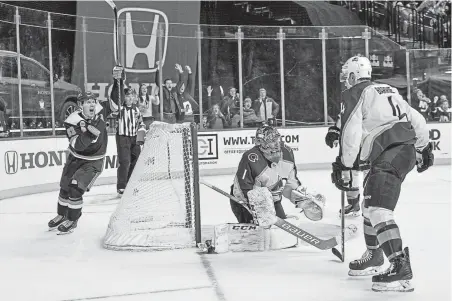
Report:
230,125,326,224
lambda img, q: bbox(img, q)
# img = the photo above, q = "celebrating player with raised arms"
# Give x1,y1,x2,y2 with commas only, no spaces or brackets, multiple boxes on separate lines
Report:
230,125,326,224
48,90,118,234
331,56,434,292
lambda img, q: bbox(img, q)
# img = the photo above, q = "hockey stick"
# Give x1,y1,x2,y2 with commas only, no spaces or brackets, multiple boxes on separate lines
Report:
200,180,345,252
331,190,346,262
105,0,124,115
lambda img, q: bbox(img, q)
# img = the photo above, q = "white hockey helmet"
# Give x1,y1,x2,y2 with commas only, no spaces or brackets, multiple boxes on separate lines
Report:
340,56,372,88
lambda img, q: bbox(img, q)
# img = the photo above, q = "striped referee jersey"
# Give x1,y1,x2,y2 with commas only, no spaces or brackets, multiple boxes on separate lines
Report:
117,105,142,136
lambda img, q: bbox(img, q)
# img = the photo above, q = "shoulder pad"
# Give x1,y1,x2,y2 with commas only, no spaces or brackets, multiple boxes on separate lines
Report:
281,144,295,161
242,147,268,170
65,111,83,125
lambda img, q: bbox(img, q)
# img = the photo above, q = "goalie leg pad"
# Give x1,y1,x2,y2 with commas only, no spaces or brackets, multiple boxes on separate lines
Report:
209,221,298,253
229,186,254,223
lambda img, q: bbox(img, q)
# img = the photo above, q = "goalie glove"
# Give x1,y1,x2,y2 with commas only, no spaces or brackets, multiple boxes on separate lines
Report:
290,186,326,221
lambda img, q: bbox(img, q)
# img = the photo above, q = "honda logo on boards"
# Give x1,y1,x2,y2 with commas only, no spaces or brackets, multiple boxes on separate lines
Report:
4,151,18,174
118,8,169,73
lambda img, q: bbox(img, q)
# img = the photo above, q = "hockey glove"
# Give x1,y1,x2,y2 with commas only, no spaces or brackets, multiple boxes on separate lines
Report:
325,126,340,148
331,156,358,192
270,186,284,202
86,124,100,139
290,186,325,221
416,142,434,173
112,65,125,81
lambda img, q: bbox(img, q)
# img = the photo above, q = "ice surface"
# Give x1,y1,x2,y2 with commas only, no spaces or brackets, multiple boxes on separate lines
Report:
0,166,450,301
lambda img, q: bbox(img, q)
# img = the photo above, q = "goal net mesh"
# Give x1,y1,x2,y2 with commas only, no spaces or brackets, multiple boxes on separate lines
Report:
103,122,199,251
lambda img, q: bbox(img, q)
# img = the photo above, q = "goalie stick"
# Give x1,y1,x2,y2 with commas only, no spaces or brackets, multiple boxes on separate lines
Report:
200,180,348,254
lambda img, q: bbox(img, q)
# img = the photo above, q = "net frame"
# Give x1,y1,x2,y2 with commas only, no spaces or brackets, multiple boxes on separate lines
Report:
103,122,201,251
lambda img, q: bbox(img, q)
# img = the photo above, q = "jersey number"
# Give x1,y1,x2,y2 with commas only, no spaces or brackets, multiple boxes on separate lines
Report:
387,96,406,120
66,126,76,137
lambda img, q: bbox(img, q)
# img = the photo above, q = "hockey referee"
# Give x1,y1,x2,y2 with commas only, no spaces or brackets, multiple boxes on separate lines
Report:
110,66,144,196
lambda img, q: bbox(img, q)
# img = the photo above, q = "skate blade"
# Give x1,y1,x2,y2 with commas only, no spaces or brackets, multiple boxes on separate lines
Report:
339,212,361,219
348,265,385,276
57,229,75,235
372,280,414,292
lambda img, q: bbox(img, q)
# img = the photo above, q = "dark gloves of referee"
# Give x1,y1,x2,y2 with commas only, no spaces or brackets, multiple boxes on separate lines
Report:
325,126,340,148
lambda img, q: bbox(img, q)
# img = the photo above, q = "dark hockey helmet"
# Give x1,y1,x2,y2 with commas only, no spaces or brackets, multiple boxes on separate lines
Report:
77,91,97,107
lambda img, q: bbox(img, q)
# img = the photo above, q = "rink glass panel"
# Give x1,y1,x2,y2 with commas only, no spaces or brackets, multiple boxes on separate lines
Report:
241,26,281,129
198,25,241,130
51,14,85,135
18,12,52,138
282,26,324,126
408,48,452,123
0,4,17,136
324,27,367,125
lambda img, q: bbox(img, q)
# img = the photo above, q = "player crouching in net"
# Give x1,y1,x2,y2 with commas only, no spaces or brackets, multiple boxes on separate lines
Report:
331,56,434,292
48,91,117,234
230,125,326,224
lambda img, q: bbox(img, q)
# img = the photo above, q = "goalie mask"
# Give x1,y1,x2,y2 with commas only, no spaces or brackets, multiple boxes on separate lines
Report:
255,125,282,163
340,56,372,89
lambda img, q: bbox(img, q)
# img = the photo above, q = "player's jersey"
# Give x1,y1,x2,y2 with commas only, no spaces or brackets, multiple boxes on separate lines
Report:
233,143,301,204
64,102,111,161
340,81,429,168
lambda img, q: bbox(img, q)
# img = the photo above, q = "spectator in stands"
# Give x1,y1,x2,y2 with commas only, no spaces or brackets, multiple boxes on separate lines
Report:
155,63,185,123
137,83,159,129
432,98,451,122
207,104,227,129
418,93,432,120
253,88,280,125
178,65,199,123
220,87,240,127
243,97,261,127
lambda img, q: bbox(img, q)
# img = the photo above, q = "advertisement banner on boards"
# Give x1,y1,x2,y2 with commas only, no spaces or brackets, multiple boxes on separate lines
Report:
0,123,450,192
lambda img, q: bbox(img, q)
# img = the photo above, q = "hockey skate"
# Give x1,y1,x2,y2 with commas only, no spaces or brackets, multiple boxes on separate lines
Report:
348,248,385,276
339,196,360,218
48,215,67,231
57,219,79,235
372,247,414,292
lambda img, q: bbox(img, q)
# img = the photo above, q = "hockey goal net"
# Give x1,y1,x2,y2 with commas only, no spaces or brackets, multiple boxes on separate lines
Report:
103,122,201,251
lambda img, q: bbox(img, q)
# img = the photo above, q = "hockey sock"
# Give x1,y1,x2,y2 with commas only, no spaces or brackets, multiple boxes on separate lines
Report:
375,220,403,261
57,189,69,216
67,185,84,221
364,217,379,249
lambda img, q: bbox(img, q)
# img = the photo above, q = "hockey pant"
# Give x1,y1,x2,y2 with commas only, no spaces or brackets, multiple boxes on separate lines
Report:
229,185,287,224
58,154,104,221
361,144,416,260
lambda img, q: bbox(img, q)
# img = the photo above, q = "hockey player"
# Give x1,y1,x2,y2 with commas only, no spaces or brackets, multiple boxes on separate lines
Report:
331,56,434,292
231,125,326,224
48,90,117,234
325,114,369,217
